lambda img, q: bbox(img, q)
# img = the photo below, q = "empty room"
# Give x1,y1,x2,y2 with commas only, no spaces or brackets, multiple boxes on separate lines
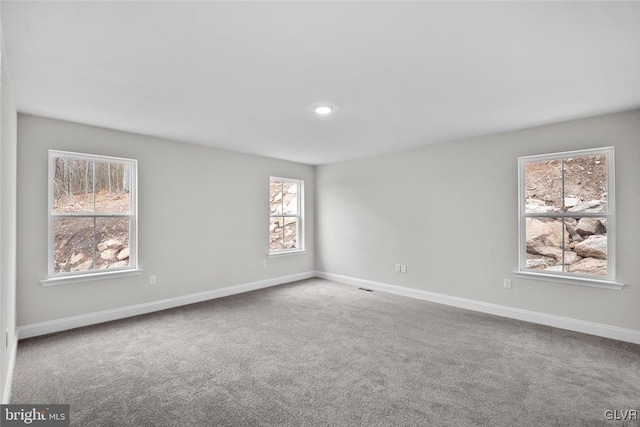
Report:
1,1,639,426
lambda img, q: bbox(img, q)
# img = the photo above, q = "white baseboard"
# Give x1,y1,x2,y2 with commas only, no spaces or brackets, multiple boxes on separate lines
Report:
16,270,640,345
17,271,315,340
2,335,18,404
315,271,640,345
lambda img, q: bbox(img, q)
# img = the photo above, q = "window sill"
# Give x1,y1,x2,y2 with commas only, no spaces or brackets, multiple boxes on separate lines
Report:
513,270,624,290
41,269,144,287
268,249,307,258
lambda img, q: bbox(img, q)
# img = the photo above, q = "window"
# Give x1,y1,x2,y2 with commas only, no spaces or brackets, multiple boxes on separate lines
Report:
517,147,618,287
47,150,138,280
269,177,304,254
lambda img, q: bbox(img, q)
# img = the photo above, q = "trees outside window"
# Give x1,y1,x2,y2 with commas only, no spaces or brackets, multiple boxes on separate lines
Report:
269,177,303,253
48,150,137,277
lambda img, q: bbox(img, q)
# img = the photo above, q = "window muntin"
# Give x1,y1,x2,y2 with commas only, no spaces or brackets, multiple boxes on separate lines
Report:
269,177,303,253
48,150,137,277
518,147,614,281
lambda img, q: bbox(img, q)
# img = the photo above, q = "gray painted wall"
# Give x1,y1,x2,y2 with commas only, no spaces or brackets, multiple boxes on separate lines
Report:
11,107,640,341
16,114,315,326
1,21,18,401
316,109,640,331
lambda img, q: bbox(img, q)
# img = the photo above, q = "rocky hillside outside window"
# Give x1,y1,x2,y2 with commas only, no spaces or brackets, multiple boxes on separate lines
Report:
269,177,303,254
518,147,617,286
47,150,137,280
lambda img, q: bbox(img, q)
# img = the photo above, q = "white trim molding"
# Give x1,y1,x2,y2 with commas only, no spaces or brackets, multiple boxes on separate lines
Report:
41,268,144,286
315,271,640,345
18,271,315,340
3,335,18,404
17,270,640,345
513,270,623,290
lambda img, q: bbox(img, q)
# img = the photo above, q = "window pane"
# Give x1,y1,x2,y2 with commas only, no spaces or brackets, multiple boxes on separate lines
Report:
53,158,93,213
566,217,607,277
95,217,130,269
563,155,608,213
54,217,95,273
94,162,131,213
524,159,562,213
269,177,303,253
525,218,568,272
270,217,284,250
284,217,298,249
270,181,283,215
282,182,298,215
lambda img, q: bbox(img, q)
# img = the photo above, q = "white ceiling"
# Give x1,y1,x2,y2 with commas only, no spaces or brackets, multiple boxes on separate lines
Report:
3,1,640,165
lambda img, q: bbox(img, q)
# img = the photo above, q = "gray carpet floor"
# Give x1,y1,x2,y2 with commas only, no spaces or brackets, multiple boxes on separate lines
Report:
11,279,640,426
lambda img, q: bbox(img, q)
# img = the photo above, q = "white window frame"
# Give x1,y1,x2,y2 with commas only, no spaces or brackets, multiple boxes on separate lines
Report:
269,176,305,256
42,150,141,286
515,147,623,290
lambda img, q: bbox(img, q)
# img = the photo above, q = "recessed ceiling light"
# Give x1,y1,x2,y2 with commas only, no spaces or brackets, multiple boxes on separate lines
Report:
313,104,334,115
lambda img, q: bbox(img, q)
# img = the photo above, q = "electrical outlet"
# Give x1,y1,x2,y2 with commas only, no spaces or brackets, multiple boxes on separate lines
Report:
395,264,401,273
401,265,407,274
504,279,511,289
262,260,267,268
150,275,157,285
